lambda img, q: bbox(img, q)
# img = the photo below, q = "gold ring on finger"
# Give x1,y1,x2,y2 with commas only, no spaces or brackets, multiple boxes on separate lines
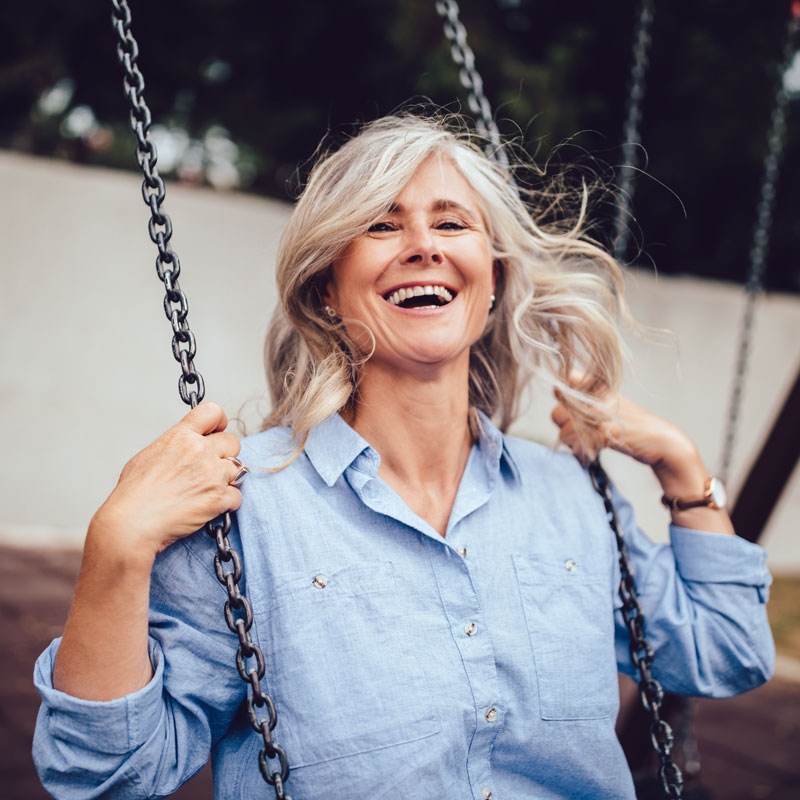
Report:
224,456,250,486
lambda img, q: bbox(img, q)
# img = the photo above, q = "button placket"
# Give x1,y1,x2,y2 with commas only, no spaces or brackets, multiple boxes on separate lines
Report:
423,530,500,800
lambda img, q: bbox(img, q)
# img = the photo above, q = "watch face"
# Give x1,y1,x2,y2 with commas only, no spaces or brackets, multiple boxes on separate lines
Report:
709,477,727,509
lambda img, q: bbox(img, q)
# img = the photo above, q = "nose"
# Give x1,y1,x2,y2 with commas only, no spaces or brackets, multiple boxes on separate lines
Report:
401,223,443,265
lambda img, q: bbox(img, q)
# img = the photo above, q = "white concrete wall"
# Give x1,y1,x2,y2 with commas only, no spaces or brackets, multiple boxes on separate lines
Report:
1,151,798,571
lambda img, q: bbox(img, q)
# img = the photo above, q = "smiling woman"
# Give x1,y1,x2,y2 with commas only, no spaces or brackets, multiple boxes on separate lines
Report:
33,113,774,800
265,116,628,459
326,158,494,379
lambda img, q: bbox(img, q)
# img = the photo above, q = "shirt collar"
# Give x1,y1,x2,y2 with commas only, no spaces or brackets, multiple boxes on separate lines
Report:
303,409,521,488
303,413,377,487
474,409,523,485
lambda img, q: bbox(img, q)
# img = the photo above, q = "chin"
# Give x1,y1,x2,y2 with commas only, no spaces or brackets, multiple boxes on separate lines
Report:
390,347,468,373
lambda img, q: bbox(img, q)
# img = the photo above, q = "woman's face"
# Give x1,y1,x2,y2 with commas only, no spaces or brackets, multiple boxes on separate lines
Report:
325,155,495,377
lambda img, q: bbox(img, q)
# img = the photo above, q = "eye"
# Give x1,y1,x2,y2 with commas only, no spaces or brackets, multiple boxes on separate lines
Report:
367,221,397,233
436,220,467,231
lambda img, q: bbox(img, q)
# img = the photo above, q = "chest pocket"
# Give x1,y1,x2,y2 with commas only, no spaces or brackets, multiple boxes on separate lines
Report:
251,560,440,768
513,554,618,720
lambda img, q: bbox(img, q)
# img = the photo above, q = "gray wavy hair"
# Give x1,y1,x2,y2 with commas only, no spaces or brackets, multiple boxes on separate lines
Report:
262,113,630,453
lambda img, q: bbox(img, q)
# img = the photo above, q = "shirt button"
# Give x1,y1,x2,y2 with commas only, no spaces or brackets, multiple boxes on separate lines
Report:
464,621,478,637
564,559,577,571
481,788,493,799
485,707,498,723
312,574,328,589
455,546,467,557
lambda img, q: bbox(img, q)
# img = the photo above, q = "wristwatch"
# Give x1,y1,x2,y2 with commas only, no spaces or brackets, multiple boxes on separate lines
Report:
661,476,727,512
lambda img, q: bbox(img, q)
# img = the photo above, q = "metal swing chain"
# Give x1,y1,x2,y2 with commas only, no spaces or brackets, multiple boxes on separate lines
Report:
109,2,293,796
589,462,683,799
719,8,800,482
435,0,511,170
435,1,679,794
613,0,655,261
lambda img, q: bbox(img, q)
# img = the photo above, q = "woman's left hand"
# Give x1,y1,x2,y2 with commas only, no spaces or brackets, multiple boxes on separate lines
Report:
551,391,734,534
551,392,699,477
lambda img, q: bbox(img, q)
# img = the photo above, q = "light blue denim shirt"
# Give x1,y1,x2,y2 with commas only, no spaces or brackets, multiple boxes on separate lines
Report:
33,412,774,800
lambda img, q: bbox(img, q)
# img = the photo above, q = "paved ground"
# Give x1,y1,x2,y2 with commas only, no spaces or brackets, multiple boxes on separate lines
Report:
2,545,797,799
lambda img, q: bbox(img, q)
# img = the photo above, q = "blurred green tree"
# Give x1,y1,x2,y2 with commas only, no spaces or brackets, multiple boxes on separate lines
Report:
1,0,797,292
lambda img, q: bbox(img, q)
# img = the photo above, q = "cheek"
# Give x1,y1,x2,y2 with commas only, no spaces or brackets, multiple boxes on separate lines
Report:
327,266,360,309
470,253,495,293
330,245,385,307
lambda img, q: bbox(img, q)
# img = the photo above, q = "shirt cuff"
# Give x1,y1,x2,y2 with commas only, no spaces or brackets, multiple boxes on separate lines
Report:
670,525,772,597
34,635,166,755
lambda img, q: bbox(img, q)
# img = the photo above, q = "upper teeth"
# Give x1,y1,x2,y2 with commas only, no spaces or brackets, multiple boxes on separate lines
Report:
386,285,454,305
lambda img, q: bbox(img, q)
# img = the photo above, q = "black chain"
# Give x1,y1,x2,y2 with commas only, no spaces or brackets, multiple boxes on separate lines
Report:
109,2,292,796
613,0,655,261
435,0,510,171
589,461,683,799
719,9,800,482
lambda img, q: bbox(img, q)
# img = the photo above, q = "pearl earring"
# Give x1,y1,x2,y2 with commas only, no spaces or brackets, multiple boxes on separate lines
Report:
489,294,496,309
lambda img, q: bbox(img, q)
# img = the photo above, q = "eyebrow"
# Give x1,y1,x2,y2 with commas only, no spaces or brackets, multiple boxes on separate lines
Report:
386,198,478,218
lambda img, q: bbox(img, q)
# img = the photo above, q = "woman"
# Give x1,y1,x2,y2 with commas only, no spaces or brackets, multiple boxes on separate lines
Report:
33,115,773,799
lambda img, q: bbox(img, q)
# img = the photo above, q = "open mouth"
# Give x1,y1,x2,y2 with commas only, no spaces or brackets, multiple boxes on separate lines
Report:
383,284,457,309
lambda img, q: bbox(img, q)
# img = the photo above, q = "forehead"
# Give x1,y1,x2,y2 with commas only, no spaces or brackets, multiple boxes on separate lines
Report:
391,154,480,212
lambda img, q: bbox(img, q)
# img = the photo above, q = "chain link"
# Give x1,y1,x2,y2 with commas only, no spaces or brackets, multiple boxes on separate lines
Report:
109,2,292,796
589,461,683,799
613,0,655,261
719,11,800,481
435,0,510,171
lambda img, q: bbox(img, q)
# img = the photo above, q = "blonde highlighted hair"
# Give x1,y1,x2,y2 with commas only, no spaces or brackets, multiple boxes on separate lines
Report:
263,113,630,451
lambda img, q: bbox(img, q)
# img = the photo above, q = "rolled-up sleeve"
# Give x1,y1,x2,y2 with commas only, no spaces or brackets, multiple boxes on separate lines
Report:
611,487,775,697
33,637,166,798
32,527,245,799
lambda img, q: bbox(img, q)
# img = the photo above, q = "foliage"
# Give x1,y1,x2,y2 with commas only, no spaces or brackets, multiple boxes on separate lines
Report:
1,0,798,291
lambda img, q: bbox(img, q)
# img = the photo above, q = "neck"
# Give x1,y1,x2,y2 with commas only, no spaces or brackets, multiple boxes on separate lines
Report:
346,359,474,534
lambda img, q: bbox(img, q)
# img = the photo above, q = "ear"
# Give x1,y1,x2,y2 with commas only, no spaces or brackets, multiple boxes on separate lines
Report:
318,265,337,308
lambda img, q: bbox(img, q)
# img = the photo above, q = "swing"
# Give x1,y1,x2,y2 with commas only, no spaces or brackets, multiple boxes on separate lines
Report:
106,2,792,798
108,0,679,797
436,3,681,796
606,5,799,796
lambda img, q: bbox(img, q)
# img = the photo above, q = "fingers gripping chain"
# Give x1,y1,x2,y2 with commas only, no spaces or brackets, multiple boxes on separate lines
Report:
110,2,293,796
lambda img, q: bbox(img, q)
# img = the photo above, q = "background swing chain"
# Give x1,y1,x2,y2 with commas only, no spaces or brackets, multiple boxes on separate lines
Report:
109,2,293,796
718,10,800,483
435,0,510,171
613,0,655,261
589,461,683,800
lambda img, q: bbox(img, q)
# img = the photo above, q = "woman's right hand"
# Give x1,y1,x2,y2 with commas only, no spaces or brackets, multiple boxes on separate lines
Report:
91,401,244,563
54,402,242,700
